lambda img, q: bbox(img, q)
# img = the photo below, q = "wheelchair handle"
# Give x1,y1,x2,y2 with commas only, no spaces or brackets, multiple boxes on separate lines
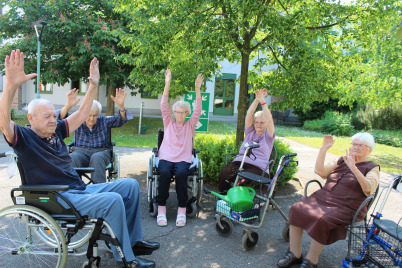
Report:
0,151,15,158
285,153,297,158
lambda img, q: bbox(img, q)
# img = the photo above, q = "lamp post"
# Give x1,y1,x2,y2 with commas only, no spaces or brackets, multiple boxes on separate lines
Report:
32,20,47,99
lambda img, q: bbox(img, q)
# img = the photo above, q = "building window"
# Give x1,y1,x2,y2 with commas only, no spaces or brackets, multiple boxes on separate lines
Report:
0,75,4,92
71,79,87,94
40,83,53,94
213,73,236,115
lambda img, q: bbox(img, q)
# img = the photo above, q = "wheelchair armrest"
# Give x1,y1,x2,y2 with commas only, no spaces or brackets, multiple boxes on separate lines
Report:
74,167,95,174
304,180,323,197
17,184,70,192
225,153,236,165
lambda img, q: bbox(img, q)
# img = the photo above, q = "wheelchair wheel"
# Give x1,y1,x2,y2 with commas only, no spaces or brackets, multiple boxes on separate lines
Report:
186,200,197,218
113,153,120,180
282,223,290,242
215,216,233,237
32,220,93,250
0,205,68,268
242,231,259,251
149,199,158,217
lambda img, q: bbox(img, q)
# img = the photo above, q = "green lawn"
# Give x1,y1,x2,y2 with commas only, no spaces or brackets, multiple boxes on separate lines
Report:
9,115,401,173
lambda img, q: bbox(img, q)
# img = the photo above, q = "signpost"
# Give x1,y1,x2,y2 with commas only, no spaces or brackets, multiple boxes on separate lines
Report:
184,92,210,132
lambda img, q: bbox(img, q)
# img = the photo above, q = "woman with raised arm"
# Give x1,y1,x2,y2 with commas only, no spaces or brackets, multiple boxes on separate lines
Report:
277,133,380,268
156,69,204,227
218,88,275,192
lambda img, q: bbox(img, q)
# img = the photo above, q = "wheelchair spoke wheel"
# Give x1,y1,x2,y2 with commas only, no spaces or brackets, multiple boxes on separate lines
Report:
215,216,233,237
0,205,67,268
242,231,259,251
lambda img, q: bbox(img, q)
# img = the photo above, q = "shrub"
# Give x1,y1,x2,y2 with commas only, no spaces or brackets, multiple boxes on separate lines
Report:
367,129,401,148
303,110,354,136
293,98,354,123
194,134,298,185
351,104,402,131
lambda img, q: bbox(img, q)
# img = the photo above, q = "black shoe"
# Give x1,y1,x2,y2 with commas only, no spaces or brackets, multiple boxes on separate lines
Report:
132,240,160,256
277,251,303,268
300,259,317,268
126,257,155,268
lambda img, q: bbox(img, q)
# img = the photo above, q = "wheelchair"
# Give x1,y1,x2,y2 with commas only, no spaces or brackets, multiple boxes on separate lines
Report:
67,130,120,184
0,151,130,268
146,129,204,218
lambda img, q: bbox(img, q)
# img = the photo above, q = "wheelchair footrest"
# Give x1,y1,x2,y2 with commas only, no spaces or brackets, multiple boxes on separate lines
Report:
237,171,271,184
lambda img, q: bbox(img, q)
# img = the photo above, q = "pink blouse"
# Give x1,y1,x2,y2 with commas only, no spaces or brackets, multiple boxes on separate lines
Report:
158,95,202,163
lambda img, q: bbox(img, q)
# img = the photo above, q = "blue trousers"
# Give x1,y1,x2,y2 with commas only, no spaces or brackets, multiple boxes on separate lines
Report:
157,160,190,208
70,147,111,183
59,178,142,262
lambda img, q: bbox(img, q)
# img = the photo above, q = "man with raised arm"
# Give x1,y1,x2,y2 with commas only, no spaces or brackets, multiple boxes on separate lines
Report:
0,50,158,268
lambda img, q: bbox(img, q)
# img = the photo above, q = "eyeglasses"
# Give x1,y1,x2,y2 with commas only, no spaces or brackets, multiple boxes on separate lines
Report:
351,143,370,149
174,111,187,116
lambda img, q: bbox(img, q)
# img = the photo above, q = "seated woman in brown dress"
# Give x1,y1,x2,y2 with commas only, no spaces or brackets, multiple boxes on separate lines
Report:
277,133,380,268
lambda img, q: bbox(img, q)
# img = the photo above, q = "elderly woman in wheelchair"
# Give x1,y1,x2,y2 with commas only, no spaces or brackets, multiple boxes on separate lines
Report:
218,88,275,193
277,133,379,268
0,50,158,268
154,69,204,227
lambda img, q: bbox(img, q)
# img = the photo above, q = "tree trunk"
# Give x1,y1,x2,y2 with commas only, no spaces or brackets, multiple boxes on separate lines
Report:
235,52,251,145
106,85,116,116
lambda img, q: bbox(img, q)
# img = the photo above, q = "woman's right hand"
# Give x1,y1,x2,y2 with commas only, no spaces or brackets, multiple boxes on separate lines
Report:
321,135,335,150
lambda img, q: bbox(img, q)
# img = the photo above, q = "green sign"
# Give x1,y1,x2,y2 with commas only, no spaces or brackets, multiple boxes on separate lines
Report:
184,92,210,132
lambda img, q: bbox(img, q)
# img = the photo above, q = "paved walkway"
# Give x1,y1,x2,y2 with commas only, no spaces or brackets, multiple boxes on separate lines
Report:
0,136,400,268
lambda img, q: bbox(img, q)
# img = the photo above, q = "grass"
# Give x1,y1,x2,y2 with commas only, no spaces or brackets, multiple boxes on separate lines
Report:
9,114,402,173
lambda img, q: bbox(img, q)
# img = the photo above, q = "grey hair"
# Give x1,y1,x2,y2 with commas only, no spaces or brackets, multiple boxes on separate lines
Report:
92,100,102,114
254,111,266,120
172,101,191,114
352,132,375,150
27,99,54,115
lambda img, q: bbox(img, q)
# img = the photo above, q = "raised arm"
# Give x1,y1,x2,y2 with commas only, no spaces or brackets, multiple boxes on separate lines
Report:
163,69,171,96
66,58,99,133
194,73,203,99
258,88,275,137
0,50,37,144
110,88,128,119
59,88,80,119
314,135,336,178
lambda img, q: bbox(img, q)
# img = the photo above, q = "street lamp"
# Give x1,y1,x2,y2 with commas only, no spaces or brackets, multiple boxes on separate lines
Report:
32,20,47,99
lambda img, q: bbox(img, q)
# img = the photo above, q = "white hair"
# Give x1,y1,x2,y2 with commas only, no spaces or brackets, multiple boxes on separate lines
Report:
91,100,102,114
27,99,53,115
172,101,191,114
352,132,375,150
254,111,266,120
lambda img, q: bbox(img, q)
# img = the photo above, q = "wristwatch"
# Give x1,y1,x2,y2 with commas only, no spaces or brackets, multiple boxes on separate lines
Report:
119,108,126,113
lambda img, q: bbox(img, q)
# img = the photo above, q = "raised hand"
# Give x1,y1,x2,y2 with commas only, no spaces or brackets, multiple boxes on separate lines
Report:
66,88,80,108
343,148,356,169
110,88,127,109
321,135,335,150
5,49,37,90
195,73,204,91
165,69,172,84
88,57,99,85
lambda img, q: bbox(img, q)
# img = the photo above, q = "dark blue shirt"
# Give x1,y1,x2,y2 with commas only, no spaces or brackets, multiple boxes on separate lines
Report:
8,120,86,190
74,111,133,148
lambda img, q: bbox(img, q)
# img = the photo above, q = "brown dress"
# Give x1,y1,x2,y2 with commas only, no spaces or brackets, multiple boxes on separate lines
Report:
288,158,379,245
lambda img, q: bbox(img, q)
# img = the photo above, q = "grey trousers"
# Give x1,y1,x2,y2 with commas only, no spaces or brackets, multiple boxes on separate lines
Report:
70,147,111,183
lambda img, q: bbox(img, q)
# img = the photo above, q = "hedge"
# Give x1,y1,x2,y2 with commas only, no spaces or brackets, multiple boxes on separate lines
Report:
194,134,298,186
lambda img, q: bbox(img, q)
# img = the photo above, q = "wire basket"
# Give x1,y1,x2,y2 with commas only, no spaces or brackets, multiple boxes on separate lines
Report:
347,224,402,267
216,199,261,222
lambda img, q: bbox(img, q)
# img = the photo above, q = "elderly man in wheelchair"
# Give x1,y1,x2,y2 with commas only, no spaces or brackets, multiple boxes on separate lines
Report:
57,89,129,184
0,50,158,268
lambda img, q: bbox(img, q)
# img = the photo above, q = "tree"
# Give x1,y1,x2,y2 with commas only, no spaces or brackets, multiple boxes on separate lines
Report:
113,0,400,144
0,0,134,115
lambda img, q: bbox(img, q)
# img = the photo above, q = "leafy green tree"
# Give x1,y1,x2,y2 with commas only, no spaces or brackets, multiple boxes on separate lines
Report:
113,0,399,144
0,0,134,115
